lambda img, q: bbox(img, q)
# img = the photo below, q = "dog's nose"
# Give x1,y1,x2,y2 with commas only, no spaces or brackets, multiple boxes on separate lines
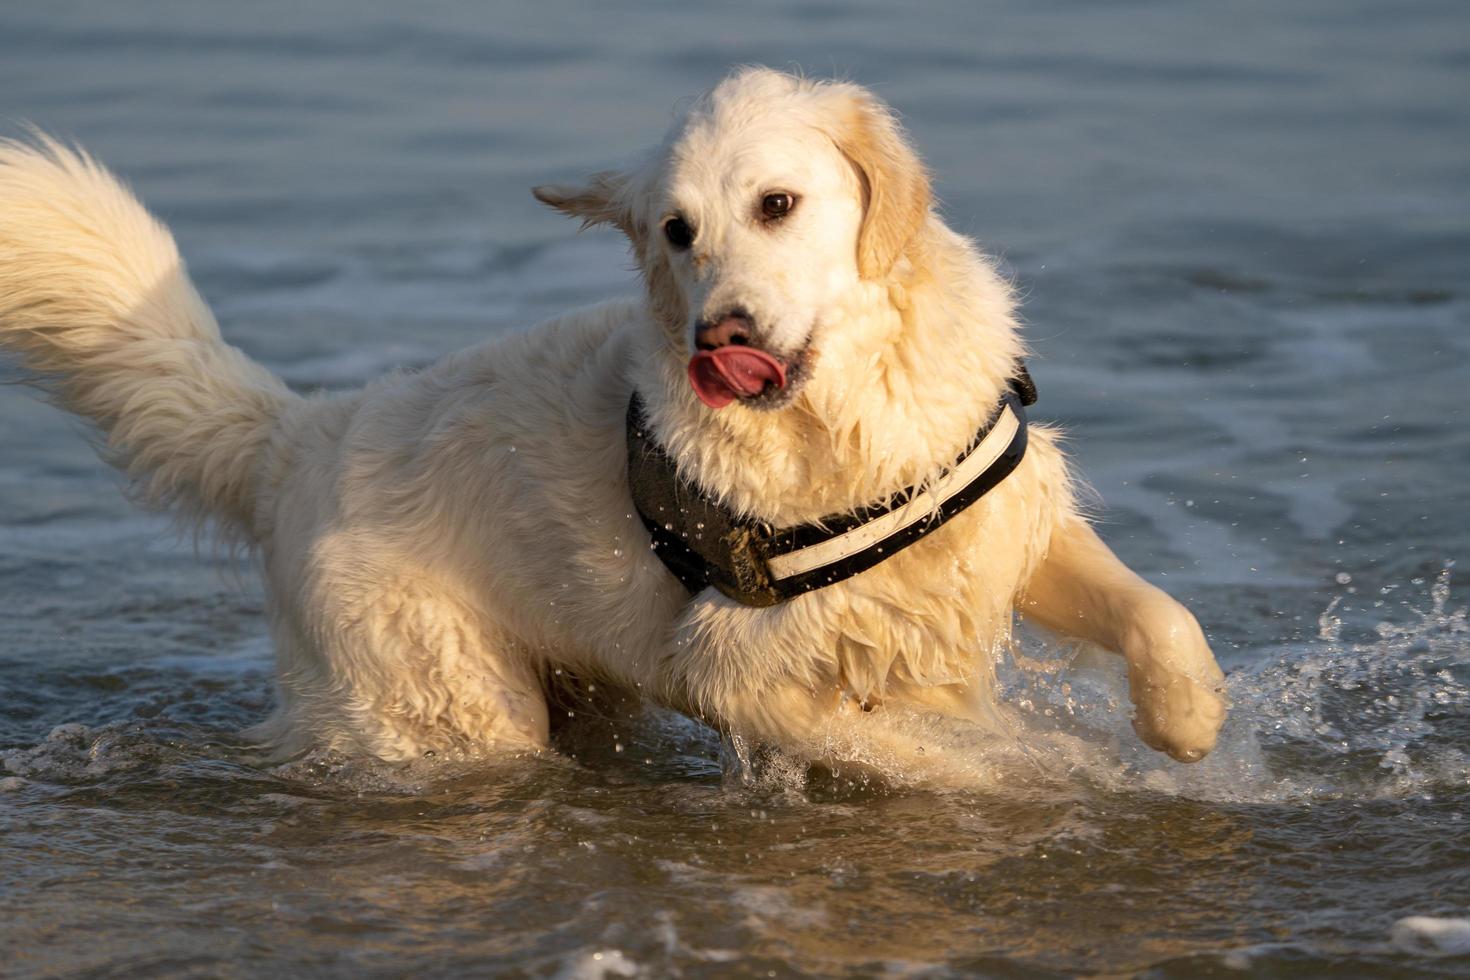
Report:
694,310,754,350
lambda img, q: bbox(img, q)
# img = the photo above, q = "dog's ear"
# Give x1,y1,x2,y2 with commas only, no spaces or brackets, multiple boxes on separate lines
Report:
532,171,635,236
827,92,931,280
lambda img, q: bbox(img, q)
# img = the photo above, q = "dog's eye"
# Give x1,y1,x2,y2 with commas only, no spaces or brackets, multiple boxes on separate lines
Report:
760,192,795,221
664,217,694,250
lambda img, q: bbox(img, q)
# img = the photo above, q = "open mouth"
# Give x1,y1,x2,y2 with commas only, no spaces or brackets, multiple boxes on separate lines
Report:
687,345,792,409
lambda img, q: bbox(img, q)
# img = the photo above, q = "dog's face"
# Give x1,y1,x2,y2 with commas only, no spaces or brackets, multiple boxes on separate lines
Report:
652,113,866,410
534,68,930,412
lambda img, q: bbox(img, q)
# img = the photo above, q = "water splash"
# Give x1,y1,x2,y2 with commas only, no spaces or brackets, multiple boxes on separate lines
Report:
991,563,1470,803
1230,562,1470,799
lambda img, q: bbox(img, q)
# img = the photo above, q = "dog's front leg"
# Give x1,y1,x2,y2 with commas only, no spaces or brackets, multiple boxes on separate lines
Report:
1020,518,1227,762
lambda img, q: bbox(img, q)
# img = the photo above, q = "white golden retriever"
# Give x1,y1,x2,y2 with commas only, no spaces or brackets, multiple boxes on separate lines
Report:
0,68,1226,770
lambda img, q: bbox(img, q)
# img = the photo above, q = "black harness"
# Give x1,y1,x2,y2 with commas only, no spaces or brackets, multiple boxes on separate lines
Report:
627,368,1037,607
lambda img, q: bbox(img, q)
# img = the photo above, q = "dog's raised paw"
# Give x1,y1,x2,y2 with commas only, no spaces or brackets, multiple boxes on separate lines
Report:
1128,667,1228,763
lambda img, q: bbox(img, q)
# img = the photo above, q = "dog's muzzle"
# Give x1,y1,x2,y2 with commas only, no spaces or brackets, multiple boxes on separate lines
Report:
687,310,790,409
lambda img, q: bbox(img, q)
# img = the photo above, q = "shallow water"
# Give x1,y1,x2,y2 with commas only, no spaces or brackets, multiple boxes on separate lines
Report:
2,1,1469,976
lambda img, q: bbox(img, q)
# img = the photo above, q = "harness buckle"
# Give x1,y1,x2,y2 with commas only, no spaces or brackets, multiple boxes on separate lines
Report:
719,525,781,607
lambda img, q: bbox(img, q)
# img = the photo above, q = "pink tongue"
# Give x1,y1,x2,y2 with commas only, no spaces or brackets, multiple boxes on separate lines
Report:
688,347,787,409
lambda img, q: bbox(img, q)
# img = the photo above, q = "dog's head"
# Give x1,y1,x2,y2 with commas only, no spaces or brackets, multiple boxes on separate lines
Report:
534,68,931,412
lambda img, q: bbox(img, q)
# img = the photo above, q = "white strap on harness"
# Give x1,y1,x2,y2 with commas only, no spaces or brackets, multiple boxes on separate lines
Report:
764,400,1022,581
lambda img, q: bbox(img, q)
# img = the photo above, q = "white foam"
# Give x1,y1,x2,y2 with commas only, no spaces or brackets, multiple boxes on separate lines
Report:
553,949,641,980
1217,943,1293,970
1391,916,1470,957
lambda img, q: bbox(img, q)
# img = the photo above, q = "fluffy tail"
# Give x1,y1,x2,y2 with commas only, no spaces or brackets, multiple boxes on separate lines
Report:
0,134,295,537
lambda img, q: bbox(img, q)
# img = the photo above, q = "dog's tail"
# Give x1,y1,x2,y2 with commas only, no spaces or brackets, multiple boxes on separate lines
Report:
0,134,296,538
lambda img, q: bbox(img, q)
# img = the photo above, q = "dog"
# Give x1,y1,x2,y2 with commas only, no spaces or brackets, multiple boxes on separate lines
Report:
0,67,1226,772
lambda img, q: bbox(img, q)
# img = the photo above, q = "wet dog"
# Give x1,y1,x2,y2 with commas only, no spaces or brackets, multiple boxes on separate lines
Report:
0,68,1226,769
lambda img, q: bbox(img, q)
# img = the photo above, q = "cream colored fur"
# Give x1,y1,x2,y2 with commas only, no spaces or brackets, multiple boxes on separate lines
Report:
0,69,1226,771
